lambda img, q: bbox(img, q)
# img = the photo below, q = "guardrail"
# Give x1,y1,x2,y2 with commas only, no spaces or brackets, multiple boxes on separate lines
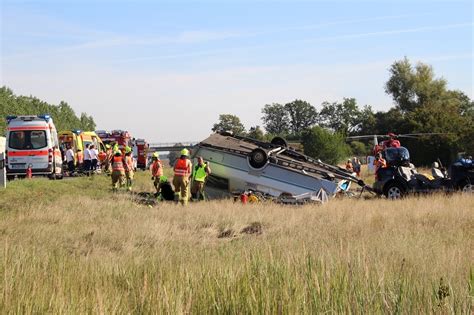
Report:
148,142,199,152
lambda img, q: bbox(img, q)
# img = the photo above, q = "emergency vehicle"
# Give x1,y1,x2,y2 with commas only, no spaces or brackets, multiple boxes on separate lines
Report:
5,115,63,179
96,130,132,153
58,130,107,168
133,139,149,170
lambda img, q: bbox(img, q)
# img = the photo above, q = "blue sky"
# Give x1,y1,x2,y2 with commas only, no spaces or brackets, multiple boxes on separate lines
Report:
1,0,472,142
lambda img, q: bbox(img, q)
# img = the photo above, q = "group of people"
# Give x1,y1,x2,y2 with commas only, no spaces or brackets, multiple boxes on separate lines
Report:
110,147,212,205
345,157,362,177
148,149,211,204
64,143,102,176
110,146,135,191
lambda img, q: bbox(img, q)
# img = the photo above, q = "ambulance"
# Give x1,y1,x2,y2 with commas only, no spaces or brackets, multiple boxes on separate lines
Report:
58,130,107,171
5,115,63,179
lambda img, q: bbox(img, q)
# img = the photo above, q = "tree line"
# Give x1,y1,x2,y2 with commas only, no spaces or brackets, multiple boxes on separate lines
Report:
212,58,474,165
0,86,96,136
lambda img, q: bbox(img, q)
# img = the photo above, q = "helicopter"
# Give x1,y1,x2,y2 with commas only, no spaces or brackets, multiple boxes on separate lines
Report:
347,132,449,155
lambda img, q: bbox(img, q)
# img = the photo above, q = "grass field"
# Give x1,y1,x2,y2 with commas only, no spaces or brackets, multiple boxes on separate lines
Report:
1,172,473,313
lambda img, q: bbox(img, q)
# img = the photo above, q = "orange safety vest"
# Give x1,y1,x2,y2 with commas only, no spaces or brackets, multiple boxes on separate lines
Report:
151,160,163,177
112,156,125,172
77,151,84,163
174,158,190,176
98,151,107,162
124,155,133,172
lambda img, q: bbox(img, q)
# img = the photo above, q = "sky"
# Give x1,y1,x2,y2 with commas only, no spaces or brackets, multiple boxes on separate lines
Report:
1,0,473,143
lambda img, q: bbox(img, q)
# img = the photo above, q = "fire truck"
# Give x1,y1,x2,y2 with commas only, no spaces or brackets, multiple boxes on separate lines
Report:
95,130,132,153
133,138,149,170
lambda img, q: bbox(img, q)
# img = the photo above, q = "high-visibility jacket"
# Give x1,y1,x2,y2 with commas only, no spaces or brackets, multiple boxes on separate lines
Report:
193,163,208,182
174,158,191,177
150,160,163,177
112,156,125,172
124,155,133,172
76,151,84,163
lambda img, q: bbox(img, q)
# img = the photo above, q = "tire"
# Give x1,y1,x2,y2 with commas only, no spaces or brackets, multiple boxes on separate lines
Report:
271,136,288,148
384,182,405,200
248,148,268,169
460,180,473,193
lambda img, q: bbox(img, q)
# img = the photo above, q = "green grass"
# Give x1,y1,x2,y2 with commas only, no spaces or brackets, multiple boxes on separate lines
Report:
1,172,473,313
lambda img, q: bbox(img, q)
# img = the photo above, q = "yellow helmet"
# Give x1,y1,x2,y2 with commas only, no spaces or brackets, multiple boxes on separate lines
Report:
152,152,160,158
180,148,189,156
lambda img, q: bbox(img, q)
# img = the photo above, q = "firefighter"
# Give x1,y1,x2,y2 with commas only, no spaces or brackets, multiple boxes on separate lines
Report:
157,175,175,201
111,150,125,191
382,133,401,149
173,148,192,205
150,152,163,195
191,156,211,201
103,144,113,174
124,146,134,191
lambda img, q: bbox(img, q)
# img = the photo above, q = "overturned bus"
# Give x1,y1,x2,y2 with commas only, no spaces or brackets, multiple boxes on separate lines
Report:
191,132,369,203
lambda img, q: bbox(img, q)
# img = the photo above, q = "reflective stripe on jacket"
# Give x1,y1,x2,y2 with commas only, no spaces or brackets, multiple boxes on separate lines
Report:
151,160,163,177
112,156,125,172
174,158,190,176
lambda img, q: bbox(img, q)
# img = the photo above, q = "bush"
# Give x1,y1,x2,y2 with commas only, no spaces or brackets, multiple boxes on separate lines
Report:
301,126,350,164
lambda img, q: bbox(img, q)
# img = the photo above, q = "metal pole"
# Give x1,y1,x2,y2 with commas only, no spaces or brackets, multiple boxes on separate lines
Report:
0,152,6,189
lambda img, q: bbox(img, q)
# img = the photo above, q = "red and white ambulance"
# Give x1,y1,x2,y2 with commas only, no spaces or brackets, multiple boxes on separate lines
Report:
5,115,63,179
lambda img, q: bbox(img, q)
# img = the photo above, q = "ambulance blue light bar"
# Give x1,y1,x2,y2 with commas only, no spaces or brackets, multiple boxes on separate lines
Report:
38,114,51,122
6,115,18,122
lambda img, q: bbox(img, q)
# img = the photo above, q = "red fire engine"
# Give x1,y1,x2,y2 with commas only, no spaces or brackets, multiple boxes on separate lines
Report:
95,130,132,153
133,139,149,170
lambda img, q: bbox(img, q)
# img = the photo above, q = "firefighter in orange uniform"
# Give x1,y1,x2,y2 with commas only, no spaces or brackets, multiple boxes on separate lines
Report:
150,152,163,195
111,150,125,191
173,148,192,205
124,146,134,191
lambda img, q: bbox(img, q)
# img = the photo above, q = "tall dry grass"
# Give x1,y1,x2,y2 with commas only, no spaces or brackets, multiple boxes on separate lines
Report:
0,174,473,313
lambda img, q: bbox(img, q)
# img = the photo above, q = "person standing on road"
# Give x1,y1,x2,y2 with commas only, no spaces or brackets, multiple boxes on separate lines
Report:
83,144,92,176
173,148,192,205
191,156,211,201
65,145,75,176
124,146,134,191
111,150,125,191
150,152,163,195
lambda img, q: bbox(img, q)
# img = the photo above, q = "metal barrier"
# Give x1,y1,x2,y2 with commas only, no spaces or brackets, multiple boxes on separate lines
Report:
148,142,199,152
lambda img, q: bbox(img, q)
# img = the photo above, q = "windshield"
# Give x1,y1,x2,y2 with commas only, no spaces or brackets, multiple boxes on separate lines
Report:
384,147,410,163
9,130,47,150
